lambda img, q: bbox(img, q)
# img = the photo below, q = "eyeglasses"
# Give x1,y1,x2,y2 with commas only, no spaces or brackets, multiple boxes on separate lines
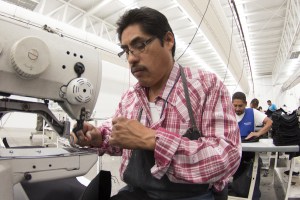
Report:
118,37,156,59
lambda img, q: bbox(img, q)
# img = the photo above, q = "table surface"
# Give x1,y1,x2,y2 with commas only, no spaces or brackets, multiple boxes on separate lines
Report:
242,138,299,152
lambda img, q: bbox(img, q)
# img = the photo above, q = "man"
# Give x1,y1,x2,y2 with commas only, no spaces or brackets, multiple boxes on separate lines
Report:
265,100,277,118
267,100,277,112
72,7,241,200
231,92,272,199
250,98,259,110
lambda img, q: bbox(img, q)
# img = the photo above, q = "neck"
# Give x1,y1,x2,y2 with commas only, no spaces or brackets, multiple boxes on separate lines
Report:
148,62,174,102
148,88,159,102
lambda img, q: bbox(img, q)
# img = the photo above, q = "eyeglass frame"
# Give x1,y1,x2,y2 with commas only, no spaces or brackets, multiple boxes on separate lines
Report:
117,37,156,58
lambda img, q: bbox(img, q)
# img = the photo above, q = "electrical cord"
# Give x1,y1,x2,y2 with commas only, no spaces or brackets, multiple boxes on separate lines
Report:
223,5,234,83
233,58,246,93
176,0,211,61
230,0,255,93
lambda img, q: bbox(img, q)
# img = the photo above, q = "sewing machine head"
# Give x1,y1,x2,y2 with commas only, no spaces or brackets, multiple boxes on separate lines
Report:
0,16,102,136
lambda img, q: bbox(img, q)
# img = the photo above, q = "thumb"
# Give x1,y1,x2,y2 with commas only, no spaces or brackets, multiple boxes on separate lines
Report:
85,130,92,141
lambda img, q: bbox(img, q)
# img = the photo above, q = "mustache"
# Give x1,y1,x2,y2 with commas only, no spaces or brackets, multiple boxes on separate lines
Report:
131,65,146,74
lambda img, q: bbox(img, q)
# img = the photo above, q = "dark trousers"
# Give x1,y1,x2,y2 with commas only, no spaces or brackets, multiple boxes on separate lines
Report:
213,185,228,200
110,188,152,200
231,153,261,200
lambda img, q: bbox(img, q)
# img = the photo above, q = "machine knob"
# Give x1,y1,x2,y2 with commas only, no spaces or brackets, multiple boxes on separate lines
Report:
10,36,50,79
24,173,32,181
74,62,85,77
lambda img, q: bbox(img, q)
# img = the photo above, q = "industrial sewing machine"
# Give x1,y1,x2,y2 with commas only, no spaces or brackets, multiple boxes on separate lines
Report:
0,12,102,200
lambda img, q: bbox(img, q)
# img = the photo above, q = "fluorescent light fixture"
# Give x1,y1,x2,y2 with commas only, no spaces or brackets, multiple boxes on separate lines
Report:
2,0,39,10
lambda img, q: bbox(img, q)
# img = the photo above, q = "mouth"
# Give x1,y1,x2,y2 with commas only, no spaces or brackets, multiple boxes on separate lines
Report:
236,111,242,115
131,66,145,76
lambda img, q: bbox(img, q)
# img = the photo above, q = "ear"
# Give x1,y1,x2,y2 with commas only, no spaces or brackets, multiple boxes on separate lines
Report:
164,31,175,49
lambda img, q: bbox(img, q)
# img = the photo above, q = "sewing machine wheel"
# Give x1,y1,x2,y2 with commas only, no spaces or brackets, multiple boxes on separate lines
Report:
10,36,50,79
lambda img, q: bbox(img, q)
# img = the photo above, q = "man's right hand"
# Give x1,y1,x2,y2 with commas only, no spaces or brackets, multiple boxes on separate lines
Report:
70,122,102,147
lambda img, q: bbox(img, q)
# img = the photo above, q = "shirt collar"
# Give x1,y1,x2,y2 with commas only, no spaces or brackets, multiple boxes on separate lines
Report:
160,63,180,106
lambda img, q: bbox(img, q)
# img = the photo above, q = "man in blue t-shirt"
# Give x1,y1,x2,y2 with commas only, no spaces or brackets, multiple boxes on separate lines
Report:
231,92,273,200
267,100,277,112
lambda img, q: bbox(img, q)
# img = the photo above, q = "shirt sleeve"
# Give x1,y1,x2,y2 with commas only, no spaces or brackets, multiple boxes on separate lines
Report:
96,92,130,156
253,109,267,127
97,118,122,156
151,71,242,191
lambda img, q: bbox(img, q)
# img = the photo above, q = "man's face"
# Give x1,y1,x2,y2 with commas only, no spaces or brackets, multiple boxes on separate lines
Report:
120,24,174,89
232,99,247,116
267,101,271,106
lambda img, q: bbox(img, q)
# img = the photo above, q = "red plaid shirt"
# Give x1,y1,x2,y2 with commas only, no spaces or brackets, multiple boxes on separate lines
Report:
98,63,241,191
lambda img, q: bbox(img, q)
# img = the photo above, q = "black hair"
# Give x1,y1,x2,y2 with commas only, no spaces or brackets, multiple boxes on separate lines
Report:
250,98,259,107
232,92,247,103
116,7,176,57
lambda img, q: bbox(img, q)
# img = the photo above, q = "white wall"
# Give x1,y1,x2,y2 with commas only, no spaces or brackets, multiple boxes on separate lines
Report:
248,77,273,110
247,76,300,111
274,84,300,111
93,60,136,119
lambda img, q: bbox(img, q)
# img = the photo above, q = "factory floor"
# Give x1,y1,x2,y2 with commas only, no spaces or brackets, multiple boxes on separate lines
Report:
0,127,299,200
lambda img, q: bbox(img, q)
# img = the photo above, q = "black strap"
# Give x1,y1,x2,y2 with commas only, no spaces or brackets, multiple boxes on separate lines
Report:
180,66,202,137
80,170,111,200
138,66,201,139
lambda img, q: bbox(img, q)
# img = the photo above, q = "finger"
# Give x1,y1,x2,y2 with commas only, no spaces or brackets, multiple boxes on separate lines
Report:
245,135,251,140
85,130,93,141
108,135,118,147
69,133,78,147
73,129,85,142
112,118,118,125
112,117,127,125
73,122,90,133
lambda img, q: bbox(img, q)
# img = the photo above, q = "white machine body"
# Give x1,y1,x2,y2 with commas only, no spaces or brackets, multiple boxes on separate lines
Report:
0,10,103,200
0,16,102,120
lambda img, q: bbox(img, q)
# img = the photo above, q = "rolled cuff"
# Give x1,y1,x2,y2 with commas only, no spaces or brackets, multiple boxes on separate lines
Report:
151,127,181,179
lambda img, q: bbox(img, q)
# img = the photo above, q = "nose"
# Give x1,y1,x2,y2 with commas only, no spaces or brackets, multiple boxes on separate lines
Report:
127,52,139,65
234,107,241,112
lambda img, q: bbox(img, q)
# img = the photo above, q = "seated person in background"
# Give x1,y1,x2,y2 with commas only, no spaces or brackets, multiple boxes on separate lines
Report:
231,92,272,200
267,100,277,112
265,100,277,118
250,98,259,110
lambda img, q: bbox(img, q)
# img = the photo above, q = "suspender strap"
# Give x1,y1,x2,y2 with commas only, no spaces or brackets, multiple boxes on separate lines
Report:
138,65,202,139
180,66,202,138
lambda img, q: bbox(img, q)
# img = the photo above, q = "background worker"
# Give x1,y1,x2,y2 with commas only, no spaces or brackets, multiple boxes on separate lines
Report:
267,100,277,112
250,98,259,110
231,92,272,200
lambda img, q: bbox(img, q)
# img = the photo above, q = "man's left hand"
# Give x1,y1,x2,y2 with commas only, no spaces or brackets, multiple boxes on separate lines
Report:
245,132,260,139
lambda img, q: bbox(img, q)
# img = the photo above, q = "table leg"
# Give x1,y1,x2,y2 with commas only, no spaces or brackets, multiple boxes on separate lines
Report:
247,152,259,199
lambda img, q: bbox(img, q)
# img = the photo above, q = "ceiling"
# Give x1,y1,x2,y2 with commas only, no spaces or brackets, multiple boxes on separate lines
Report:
2,0,300,95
